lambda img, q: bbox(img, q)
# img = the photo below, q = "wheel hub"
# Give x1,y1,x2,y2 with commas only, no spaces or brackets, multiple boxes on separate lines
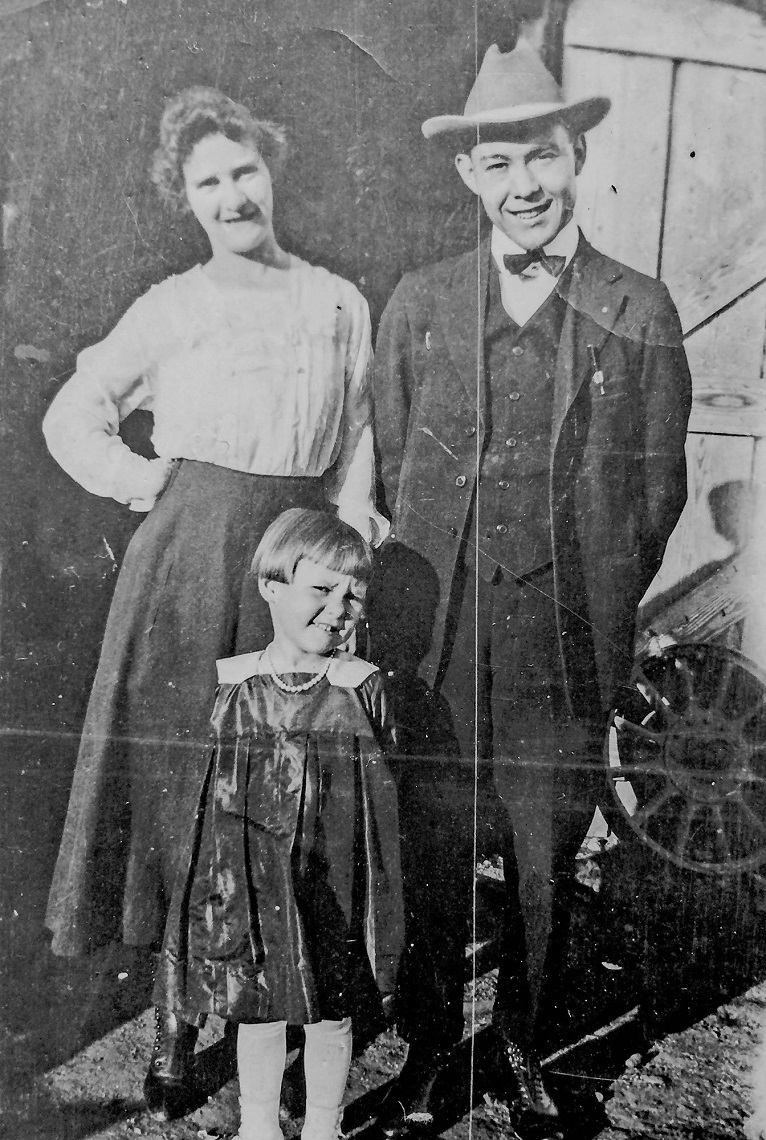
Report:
662,709,748,803
607,644,766,873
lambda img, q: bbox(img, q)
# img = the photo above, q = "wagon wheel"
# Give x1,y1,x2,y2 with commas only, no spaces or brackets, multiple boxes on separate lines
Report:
605,643,766,874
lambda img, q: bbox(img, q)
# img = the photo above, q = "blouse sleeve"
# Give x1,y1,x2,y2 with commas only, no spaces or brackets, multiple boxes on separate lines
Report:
42,284,177,510
322,285,390,546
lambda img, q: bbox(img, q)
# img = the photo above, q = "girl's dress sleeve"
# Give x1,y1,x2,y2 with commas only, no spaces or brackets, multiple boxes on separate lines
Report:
354,667,404,996
322,284,390,546
357,670,398,760
42,284,177,511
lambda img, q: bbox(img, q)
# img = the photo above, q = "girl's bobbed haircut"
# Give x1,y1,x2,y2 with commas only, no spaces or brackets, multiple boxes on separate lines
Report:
151,86,288,213
251,509,374,586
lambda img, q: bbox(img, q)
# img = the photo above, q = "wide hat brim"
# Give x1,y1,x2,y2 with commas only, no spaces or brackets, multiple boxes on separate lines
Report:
422,95,611,139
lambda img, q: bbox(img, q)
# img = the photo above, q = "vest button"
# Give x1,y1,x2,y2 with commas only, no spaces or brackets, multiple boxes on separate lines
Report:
512,346,524,357
505,437,517,448
509,391,521,401
496,524,508,534
465,425,476,436
498,480,510,489
455,475,467,487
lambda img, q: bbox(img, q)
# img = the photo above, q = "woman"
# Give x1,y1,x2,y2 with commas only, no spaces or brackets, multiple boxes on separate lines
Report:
42,86,386,1118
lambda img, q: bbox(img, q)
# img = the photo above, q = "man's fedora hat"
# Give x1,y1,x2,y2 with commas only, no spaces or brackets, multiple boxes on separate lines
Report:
422,40,610,139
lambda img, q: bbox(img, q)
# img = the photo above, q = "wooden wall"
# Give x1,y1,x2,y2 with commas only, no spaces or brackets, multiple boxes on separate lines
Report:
563,0,766,666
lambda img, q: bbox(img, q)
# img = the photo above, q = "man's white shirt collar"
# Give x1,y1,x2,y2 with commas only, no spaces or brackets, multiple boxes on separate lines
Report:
491,219,580,326
491,218,580,271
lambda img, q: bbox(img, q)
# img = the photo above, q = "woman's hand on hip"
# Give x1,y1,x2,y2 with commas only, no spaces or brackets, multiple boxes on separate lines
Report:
127,457,175,512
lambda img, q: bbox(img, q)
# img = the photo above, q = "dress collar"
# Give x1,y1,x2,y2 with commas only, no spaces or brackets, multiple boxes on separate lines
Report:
216,649,377,688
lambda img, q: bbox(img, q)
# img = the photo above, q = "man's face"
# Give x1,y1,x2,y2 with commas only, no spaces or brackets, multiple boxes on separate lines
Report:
455,124,585,249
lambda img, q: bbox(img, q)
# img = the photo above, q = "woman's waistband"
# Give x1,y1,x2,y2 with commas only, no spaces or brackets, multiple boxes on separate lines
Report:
156,460,328,516
173,459,324,488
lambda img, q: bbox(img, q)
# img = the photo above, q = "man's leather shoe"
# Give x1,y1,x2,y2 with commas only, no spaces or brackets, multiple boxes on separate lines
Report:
499,1039,559,1122
379,1043,451,1135
143,1008,199,1121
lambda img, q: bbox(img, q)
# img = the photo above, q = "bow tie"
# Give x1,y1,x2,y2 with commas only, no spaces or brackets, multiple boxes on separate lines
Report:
503,250,566,277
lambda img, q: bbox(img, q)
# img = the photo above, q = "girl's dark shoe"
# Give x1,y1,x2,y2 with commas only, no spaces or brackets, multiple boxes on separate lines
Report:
143,1009,200,1121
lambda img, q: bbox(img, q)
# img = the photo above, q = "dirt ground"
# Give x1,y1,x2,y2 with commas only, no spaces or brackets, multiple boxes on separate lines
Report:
597,983,766,1139
3,837,766,1140
4,988,764,1140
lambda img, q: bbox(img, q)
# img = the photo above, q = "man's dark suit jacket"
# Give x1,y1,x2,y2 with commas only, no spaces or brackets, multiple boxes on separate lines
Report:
373,235,693,719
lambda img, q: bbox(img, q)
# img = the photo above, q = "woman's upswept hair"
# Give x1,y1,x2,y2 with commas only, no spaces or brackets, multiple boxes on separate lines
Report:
151,86,287,212
251,510,374,586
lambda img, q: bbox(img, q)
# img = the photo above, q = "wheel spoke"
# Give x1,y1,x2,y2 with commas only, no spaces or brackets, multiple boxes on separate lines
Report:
634,667,681,724
737,799,766,838
733,693,766,729
614,716,664,746
711,805,732,862
711,653,736,712
631,786,676,831
674,802,699,860
673,656,696,705
736,766,766,786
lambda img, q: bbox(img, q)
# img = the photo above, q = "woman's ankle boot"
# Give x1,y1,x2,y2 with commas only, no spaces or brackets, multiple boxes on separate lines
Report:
143,1008,199,1120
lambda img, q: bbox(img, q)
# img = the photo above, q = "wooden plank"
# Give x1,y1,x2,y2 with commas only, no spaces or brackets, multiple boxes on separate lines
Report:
674,221,766,337
661,63,766,334
642,433,755,606
685,282,766,386
565,0,766,73
564,47,672,276
688,384,766,438
685,284,766,437
636,559,747,654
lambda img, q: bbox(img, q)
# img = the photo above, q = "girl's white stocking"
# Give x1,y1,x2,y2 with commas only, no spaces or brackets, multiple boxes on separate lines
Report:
302,1018,352,1140
236,1020,287,1140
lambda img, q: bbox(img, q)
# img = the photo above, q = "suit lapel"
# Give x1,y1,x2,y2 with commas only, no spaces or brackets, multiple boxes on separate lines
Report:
436,239,491,415
552,236,628,451
433,235,629,448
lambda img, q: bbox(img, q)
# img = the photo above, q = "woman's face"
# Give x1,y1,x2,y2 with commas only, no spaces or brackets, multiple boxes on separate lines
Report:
183,132,275,259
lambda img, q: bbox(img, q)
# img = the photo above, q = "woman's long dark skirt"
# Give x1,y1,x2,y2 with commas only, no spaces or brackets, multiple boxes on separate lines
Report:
45,461,326,956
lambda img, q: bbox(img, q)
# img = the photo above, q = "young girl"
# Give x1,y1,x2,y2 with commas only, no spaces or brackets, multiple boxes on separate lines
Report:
154,508,403,1140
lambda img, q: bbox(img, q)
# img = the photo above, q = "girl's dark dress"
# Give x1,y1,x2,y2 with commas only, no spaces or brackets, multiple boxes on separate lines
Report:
154,651,404,1027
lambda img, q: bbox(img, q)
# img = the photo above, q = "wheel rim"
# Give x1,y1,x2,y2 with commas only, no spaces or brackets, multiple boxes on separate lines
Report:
606,644,766,873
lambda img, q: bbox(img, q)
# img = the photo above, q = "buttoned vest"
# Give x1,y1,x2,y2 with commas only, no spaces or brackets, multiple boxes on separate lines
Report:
470,265,569,582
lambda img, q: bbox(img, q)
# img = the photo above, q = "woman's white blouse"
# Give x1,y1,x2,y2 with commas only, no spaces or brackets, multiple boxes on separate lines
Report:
42,257,388,543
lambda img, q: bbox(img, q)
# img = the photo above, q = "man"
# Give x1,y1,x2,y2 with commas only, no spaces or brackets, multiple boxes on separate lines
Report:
372,40,692,1137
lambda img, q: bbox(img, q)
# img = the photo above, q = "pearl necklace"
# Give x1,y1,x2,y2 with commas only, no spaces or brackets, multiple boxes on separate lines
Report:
264,647,332,693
